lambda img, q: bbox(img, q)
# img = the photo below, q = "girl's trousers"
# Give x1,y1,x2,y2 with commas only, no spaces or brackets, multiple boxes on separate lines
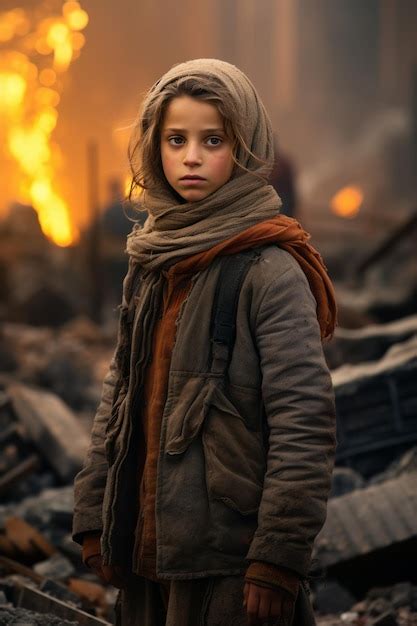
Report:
115,574,251,626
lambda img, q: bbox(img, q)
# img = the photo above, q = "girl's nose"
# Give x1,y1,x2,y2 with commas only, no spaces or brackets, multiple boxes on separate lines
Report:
183,142,202,166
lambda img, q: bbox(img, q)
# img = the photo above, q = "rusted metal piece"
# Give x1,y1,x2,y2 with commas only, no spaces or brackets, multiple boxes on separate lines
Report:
315,471,417,567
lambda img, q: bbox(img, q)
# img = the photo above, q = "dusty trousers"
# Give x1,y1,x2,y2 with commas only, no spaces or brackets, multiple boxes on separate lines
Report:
114,574,252,626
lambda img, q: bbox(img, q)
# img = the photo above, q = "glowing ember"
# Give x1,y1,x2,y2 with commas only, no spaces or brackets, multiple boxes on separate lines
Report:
330,185,363,219
0,2,89,247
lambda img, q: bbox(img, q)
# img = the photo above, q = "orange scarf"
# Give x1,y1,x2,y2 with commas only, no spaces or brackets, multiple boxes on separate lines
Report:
171,214,337,340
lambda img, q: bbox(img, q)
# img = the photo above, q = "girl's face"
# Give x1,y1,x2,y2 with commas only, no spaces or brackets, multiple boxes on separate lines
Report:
160,95,234,202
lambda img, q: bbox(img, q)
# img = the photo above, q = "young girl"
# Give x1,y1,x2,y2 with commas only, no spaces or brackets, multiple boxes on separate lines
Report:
73,58,337,626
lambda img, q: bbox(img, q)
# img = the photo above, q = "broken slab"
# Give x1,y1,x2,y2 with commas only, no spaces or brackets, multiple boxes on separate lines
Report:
315,470,417,568
332,336,417,477
7,383,89,481
325,314,417,369
13,581,111,625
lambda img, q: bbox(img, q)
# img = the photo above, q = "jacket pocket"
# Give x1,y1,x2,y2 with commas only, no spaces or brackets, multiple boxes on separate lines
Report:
202,384,265,515
165,376,214,456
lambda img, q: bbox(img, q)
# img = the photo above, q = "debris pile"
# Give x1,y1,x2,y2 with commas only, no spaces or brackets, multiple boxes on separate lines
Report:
313,316,417,624
0,379,89,500
0,319,118,623
0,486,116,624
0,317,115,412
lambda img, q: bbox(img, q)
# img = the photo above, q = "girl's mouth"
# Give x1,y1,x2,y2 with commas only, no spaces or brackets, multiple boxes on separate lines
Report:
180,176,206,185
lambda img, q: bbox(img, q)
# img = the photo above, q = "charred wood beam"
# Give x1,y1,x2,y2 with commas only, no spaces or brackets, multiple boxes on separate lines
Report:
0,454,40,496
355,211,417,275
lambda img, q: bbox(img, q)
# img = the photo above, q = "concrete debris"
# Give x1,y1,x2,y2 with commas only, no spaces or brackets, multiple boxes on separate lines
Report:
33,554,75,580
314,579,357,614
0,605,79,625
8,382,89,482
1,320,114,411
314,469,417,600
332,335,417,477
0,486,114,623
330,467,365,498
39,578,82,608
13,581,110,625
315,581,417,626
325,315,417,369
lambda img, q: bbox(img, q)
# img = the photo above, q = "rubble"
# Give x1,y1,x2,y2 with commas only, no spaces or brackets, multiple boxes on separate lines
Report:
0,379,89,498
332,335,417,477
315,470,417,569
0,486,115,624
1,319,115,412
325,315,417,370
315,582,417,626
8,383,90,482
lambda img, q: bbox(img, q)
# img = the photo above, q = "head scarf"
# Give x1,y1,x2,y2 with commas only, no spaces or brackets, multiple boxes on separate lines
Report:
126,58,282,269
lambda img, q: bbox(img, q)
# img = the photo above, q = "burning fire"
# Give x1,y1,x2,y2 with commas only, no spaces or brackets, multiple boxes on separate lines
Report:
0,3,89,247
330,185,363,219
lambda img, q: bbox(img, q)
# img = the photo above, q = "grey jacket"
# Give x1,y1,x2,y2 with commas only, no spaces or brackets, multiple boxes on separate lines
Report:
72,245,336,580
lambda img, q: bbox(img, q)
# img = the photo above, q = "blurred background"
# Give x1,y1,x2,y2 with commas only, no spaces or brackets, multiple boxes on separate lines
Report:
1,1,417,624
1,0,417,326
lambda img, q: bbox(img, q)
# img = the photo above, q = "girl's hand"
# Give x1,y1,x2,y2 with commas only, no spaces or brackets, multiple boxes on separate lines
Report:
86,554,129,589
243,581,295,626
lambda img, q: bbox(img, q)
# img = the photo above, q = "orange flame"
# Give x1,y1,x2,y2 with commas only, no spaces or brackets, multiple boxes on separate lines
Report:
330,185,363,219
0,2,89,247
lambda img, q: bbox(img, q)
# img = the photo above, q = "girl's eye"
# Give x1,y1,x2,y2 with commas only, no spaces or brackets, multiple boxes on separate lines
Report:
168,136,184,145
206,136,222,146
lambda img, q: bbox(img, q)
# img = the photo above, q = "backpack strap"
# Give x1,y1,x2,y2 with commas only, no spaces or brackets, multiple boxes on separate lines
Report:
209,249,259,377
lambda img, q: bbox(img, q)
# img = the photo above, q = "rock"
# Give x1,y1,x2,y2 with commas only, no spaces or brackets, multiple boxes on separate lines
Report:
368,598,393,617
33,553,75,580
314,579,356,614
40,579,82,607
0,605,79,625
0,590,10,606
14,581,111,624
68,578,106,606
391,582,412,609
368,611,397,626
410,587,417,612
330,467,365,498
0,517,55,563
8,383,89,482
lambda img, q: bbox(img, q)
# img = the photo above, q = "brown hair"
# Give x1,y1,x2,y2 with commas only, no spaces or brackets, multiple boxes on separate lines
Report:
128,75,268,201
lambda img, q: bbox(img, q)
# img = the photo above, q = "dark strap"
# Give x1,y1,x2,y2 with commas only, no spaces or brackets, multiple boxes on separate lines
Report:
210,250,258,375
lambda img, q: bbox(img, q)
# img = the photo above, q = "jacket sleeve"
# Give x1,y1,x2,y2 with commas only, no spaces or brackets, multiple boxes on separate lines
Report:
246,259,336,577
72,350,119,544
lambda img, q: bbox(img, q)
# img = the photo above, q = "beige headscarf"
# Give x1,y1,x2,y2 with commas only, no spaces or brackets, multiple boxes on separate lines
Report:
126,58,282,270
